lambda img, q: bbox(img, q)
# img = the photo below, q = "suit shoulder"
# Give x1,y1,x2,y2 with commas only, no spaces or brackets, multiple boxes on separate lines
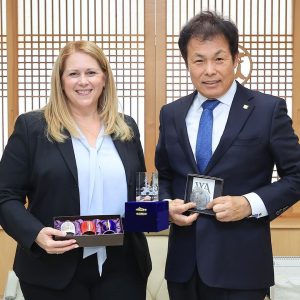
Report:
123,114,140,138
15,110,46,136
123,114,138,131
240,84,284,107
123,114,136,126
18,110,45,126
252,89,283,103
161,91,196,111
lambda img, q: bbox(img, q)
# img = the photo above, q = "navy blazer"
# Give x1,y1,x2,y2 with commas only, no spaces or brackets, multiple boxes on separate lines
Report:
155,82,300,289
0,111,151,289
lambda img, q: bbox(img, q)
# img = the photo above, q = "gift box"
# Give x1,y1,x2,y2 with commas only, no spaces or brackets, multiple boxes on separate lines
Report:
53,214,124,247
124,201,169,232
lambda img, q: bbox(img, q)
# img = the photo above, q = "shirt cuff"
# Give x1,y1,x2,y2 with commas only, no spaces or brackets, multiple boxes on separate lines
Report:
243,193,268,218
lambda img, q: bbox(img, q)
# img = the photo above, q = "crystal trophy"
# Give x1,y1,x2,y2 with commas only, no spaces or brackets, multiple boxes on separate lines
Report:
136,172,159,201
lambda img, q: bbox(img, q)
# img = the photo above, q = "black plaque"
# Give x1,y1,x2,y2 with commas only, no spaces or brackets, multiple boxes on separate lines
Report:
184,174,223,216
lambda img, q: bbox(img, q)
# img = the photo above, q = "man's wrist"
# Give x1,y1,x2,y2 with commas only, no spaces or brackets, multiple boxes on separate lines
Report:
243,193,268,218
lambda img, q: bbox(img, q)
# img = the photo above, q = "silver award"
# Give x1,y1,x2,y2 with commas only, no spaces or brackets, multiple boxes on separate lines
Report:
184,174,223,215
190,183,211,210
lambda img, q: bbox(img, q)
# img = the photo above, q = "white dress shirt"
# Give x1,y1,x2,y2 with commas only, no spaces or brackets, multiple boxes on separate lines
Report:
185,81,268,218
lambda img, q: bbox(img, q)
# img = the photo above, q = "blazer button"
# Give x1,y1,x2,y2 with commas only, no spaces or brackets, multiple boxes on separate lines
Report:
282,206,289,213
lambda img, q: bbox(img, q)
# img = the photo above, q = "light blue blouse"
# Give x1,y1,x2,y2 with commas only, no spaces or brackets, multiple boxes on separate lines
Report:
72,127,127,275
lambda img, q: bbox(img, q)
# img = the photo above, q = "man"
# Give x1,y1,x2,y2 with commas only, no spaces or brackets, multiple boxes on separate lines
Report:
155,11,300,300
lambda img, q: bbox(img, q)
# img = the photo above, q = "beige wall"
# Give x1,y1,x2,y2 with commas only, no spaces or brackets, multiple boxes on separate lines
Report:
271,217,300,256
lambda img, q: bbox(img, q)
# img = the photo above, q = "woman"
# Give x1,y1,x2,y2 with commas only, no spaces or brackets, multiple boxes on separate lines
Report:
0,41,151,300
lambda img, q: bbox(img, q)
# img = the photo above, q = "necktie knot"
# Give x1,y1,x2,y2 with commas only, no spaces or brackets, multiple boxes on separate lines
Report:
202,99,220,111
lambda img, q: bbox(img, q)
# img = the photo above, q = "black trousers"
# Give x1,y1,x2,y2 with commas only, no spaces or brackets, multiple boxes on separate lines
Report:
167,268,268,300
20,249,147,300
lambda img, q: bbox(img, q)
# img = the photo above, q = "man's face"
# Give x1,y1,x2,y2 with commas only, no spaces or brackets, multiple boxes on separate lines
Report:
186,35,238,99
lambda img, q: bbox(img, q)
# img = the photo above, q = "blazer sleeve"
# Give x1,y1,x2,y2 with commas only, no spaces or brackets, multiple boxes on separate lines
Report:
0,114,44,250
125,115,146,172
254,99,300,220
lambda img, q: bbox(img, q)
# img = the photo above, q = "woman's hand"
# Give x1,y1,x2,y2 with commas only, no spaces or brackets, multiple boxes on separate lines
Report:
35,227,79,254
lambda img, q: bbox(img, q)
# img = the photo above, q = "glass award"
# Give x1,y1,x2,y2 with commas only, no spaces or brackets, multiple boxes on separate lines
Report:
184,174,224,216
136,172,159,201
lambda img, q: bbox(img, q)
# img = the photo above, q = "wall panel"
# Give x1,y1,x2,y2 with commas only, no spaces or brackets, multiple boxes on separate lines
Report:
0,0,7,157
17,0,146,145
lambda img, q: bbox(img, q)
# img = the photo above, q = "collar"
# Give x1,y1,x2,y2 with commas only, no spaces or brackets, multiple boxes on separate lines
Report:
195,80,237,109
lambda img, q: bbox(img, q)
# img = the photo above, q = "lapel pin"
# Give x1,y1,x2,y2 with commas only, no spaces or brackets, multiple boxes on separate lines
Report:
243,104,249,109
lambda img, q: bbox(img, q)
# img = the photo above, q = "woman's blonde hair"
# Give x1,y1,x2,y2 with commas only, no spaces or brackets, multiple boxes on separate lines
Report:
44,40,133,142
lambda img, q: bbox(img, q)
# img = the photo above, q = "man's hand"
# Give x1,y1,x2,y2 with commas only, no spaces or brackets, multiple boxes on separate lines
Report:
35,227,79,254
169,199,199,226
206,196,252,222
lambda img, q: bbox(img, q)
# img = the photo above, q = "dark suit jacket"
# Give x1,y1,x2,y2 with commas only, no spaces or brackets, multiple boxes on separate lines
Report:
0,111,151,289
155,82,300,289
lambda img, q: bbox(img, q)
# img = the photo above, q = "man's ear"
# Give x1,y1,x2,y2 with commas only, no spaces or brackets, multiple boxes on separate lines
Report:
186,62,190,71
233,53,239,68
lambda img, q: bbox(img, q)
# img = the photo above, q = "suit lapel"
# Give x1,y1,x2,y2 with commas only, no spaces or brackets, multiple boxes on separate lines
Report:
205,83,255,173
174,91,199,173
56,136,78,182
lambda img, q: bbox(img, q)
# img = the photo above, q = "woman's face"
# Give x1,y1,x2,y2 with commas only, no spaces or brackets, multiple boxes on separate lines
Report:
61,51,106,115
